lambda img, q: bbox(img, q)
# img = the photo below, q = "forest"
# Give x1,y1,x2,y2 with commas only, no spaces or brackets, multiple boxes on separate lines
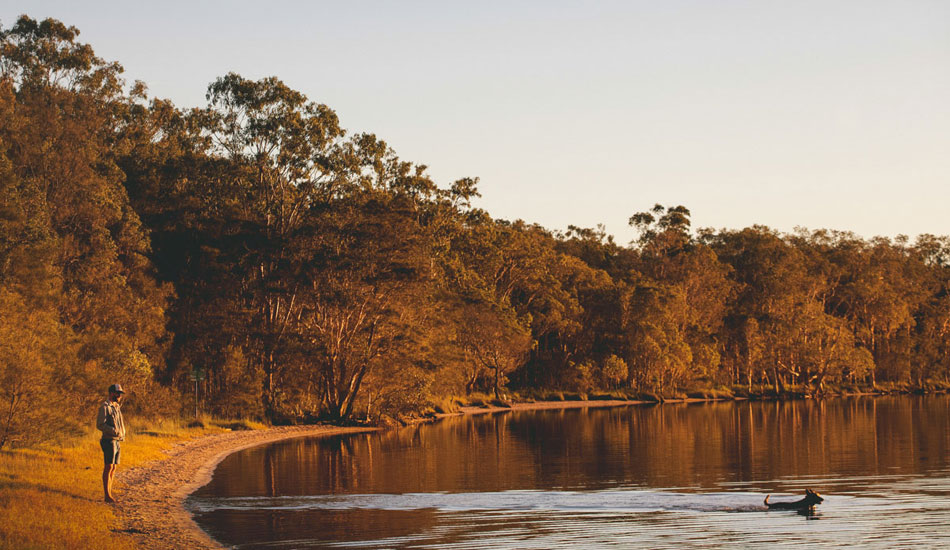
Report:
2,16,949,448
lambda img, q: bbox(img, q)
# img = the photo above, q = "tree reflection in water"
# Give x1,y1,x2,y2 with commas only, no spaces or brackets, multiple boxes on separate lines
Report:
191,395,950,548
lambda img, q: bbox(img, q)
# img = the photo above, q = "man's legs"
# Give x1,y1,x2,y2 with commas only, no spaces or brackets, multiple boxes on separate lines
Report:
102,463,116,502
100,439,119,503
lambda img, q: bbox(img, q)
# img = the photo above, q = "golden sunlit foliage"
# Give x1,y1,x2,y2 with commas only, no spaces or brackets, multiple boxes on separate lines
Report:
1,14,949,444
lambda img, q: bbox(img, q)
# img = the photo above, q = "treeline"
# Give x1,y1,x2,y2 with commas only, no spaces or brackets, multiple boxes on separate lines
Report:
2,17,949,446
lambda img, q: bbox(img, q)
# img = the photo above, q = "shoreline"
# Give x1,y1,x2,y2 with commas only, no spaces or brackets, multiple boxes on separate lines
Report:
113,400,643,549
114,424,378,550
114,392,944,549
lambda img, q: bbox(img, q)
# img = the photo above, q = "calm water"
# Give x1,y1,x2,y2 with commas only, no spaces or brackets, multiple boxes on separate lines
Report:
189,396,950,548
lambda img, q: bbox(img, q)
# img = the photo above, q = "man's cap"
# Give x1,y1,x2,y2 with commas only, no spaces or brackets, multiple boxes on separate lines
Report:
108,383,125,394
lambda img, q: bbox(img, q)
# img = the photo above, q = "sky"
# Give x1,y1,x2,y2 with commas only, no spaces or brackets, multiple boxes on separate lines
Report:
2,0,948,244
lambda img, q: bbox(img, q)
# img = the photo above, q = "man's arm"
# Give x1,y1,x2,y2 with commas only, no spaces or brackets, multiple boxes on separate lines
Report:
96,405,116,438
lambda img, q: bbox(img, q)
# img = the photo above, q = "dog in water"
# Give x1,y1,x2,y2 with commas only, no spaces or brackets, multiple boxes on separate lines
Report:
764,489,824,511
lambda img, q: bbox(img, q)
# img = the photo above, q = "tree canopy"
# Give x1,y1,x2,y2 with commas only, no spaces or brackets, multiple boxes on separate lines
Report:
2,16,948,446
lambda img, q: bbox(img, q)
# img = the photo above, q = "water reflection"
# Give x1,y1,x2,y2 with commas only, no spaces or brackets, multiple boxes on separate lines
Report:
191,396,950,548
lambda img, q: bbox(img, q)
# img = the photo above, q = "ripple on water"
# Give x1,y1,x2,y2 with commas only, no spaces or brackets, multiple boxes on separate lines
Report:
191,489,779,513
190,488,950,549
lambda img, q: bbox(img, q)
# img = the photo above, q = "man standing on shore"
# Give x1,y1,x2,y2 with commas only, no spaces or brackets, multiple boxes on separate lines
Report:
96,383,126,503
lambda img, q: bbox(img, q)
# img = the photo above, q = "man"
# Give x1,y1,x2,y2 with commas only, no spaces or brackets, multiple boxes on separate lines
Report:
96,383,126,503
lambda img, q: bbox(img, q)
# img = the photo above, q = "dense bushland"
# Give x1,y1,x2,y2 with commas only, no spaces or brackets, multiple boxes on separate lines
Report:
2,16,949,445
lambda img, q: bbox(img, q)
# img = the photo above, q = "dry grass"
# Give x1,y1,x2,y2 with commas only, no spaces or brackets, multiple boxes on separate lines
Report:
431,397,459,414
458,392,494,407
0,417,248,550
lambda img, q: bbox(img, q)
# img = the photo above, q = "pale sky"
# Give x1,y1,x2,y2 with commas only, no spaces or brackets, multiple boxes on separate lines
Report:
3,1,948,243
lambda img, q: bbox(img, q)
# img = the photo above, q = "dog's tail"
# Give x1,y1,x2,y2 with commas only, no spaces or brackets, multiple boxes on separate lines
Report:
764,495,770,506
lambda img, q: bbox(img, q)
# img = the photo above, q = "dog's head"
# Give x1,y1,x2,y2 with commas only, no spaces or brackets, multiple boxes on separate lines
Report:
804,489,824,505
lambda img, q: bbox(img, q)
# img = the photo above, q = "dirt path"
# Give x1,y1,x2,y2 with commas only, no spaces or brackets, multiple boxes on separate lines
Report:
113,400,643,549
114,425,377,550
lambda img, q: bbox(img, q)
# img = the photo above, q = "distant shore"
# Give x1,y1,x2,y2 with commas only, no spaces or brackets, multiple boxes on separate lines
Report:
456,398,646,415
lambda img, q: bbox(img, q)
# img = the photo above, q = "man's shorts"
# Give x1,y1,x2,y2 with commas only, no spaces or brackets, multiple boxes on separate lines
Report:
100,439,121,465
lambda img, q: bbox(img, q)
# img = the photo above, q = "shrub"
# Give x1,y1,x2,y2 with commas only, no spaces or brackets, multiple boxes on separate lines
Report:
432,397,459,414
600,355,629,389
685,386,734,400
564,361,595,393
124,378,183,420
589,392,626,401
0,290,83,449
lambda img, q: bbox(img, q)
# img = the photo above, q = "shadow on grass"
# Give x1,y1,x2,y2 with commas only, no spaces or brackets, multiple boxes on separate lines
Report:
0,478,96,501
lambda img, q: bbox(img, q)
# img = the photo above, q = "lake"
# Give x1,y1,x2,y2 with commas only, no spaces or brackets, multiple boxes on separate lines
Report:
189,396,950,548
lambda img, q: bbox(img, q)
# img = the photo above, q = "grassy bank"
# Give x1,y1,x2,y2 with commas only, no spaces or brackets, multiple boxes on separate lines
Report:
0,417,260,550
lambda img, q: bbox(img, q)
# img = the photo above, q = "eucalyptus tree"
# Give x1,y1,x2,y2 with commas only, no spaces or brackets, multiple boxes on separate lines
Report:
557,224,622,273
620,283,693,392
453,300,532,397
628,205,732,388
293,133,449,419
911,235,950,383
199,73,347,417
440,214,538,395
707,226,819,389
554,226,630,380
121,69,482,419
0,16,171,420
0,145,75,447
503,224,585,388
822,235,933,384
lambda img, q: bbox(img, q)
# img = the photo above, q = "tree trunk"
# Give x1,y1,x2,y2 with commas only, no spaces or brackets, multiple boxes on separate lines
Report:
261,356,278,421
493,365,501,399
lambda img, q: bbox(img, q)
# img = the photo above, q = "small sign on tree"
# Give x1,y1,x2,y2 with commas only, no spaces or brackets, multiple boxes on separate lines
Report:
190,368,206,418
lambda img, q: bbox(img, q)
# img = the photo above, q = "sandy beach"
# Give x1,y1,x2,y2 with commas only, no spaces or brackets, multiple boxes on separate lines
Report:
113,425,378,549
114,400,640,549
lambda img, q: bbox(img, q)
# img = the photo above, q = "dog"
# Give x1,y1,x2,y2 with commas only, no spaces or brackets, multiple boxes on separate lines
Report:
764,489,824,511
